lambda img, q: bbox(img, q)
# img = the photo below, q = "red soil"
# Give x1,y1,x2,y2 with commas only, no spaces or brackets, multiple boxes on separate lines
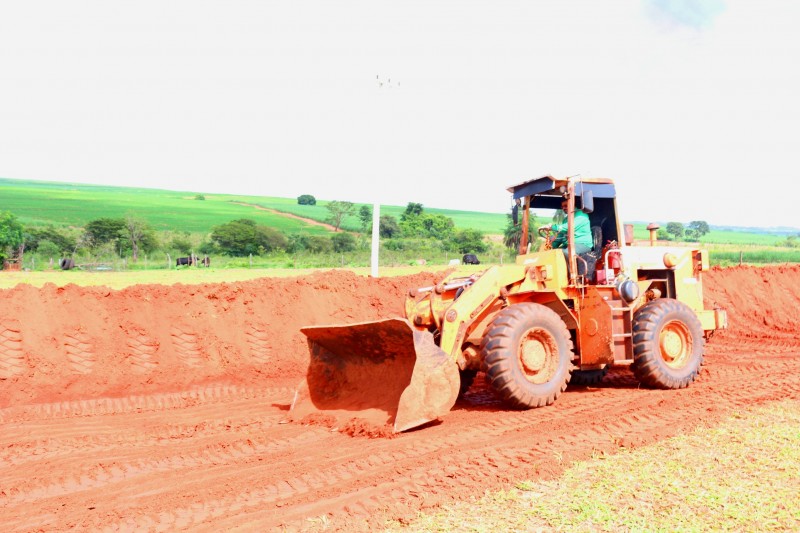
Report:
1,265,799,531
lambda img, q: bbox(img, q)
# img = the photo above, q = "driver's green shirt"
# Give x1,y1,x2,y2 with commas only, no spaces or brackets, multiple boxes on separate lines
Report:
551,210,593,250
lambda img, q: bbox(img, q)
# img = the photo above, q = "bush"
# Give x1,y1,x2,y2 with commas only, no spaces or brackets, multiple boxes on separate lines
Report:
170,236,193,255
25,226,76,254
36,239,61,259
297,194,316,205
380,215,400,238
332,232,356,253
449,228,487,254
305,235,334,253
211,219,288,256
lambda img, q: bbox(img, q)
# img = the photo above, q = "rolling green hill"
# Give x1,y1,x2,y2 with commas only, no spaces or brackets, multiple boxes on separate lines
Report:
0,177,510,236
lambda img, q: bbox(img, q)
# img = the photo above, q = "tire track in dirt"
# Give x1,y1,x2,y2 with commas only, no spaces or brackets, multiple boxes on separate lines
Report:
170,325,205,367
0,322,25,379
2,355,799,531
39,350,800,532
126,331,159,372
0,384,295,424
0,403,291,467
0,425,332,506
63,330,96,374
245,322,272,363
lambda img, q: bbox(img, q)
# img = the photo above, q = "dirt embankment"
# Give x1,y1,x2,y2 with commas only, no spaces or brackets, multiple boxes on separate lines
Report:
1,264,799,531
0,270,441,407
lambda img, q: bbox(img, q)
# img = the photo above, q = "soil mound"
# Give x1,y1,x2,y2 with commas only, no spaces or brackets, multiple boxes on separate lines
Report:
2,264,798,409
0,270,441,407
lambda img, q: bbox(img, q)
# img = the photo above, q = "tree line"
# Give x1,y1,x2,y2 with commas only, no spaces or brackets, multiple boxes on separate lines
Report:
0,199,489,266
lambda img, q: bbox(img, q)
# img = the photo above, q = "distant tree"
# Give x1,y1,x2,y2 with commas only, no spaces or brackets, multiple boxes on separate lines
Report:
666,222,684,239
689,220,710,236
0,211,24,264
449,228,487,254
325,200,354,232
400,213,454,239
358,205,372,233
657,228,671,241
503,211,537,251
210,219,287,256
212,219,258,255
401,202,424,222
36,239,61,259
781,235,800,248
194,194,206,201
123,215,151,262
421,214,455,240
255,225,288,251
685,220,710,241
84,218,126,247
297,194,317,206
24,226,76,254
118,230,159,258
331,232,357,252
379,215,400,238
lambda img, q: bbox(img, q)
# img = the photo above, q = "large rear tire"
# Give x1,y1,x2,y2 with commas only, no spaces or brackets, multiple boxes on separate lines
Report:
480,303,573,408
631,299,704,389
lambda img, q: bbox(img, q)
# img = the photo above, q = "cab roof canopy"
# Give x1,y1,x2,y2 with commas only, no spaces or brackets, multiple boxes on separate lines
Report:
507,175,616,210
508,175,616,200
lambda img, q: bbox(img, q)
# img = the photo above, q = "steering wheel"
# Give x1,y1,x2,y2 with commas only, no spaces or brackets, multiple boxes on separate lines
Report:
537,226,555,251
537,226,555,239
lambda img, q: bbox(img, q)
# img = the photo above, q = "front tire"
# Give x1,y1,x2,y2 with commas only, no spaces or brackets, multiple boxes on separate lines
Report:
631,299,704,389
480,303,573,408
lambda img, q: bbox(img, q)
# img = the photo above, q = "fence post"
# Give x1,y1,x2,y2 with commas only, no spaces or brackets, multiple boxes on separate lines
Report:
249,254,252,268
739,251,743,266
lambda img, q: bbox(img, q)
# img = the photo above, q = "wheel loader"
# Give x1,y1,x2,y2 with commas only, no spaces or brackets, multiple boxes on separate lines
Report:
290,175,728,432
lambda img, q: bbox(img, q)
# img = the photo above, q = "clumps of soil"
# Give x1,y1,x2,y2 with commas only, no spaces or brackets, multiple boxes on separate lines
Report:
340,418,398,439
298,413,338,429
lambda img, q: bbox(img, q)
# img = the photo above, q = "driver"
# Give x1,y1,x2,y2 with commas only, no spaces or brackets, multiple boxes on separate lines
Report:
541,199,593,258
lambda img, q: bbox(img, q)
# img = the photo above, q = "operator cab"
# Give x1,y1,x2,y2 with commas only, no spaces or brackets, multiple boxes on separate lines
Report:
507,175,625,285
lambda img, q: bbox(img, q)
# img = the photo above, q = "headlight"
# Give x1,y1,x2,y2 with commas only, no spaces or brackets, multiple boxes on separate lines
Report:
617,278,639,304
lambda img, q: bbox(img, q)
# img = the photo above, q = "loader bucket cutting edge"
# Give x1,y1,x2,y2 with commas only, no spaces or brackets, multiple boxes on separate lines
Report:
290,318,460,433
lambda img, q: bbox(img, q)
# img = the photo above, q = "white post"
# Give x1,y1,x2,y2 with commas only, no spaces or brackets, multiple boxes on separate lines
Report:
372,75,398,278
371,202,380,277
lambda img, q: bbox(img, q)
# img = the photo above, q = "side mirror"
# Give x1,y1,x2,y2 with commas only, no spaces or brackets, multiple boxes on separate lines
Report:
580,190,594,213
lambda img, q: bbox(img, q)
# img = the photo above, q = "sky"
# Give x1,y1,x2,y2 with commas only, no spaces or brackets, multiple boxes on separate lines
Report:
1,1,799,228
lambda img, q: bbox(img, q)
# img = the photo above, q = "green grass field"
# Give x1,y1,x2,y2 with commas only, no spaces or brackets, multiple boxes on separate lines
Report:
0,179,329,235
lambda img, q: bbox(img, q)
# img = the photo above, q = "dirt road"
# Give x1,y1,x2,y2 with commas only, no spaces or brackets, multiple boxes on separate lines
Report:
1,265,799,531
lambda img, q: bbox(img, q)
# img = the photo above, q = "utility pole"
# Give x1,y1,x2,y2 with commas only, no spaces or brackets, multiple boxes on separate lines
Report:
371,74,400,278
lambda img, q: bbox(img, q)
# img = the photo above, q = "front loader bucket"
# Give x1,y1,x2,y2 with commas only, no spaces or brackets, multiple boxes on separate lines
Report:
290,318,460,433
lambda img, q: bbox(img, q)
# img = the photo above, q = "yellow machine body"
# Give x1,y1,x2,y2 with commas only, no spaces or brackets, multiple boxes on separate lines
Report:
291,176,727,432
